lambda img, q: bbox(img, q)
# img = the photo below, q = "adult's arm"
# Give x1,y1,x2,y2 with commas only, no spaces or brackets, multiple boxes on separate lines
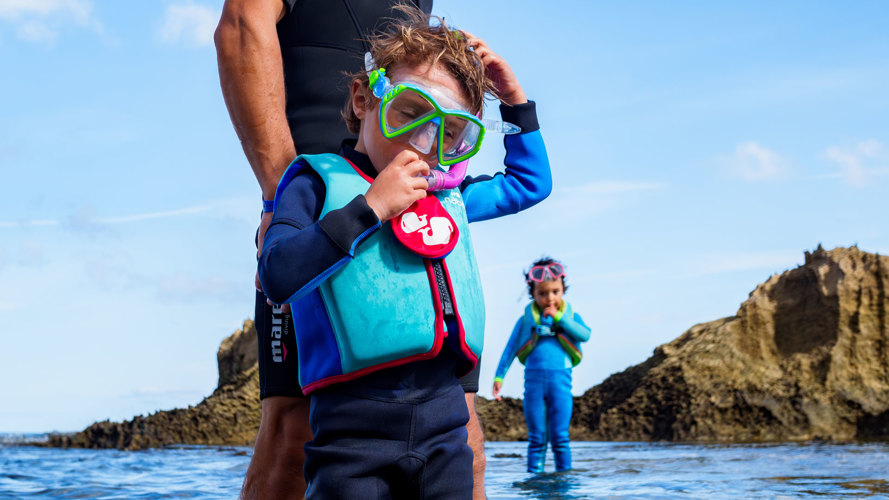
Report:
215,0,295,200
460,101,552,222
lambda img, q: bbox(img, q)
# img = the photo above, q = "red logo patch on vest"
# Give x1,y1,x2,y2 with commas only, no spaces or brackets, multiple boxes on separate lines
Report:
392,196,459,258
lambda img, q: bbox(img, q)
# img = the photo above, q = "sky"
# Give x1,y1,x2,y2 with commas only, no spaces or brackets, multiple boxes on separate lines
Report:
0,0,887,433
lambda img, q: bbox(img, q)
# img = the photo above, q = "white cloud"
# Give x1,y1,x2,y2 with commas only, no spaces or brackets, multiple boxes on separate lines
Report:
0,199,250,230
547,179,666,222
156,273,243,302
0,0,90,21
825,139,888,187
18,19,57,42
0,0,96,43
18,240,45,267
690,250,802,276
159,3,220,47
726,141,787,180
561,181,665,195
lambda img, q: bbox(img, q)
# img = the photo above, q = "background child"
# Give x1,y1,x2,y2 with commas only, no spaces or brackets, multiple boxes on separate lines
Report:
259,6,551,498
493,258,591,473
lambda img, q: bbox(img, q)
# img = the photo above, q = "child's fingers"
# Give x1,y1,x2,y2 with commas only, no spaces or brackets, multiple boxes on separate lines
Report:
411,176,429,191
406,159,431,177
462,30,490,50
409,189,428,205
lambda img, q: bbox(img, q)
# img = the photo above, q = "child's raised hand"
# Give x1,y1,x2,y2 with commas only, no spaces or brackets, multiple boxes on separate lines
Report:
543,305,559,318
463,32,527,106
365,150,430,221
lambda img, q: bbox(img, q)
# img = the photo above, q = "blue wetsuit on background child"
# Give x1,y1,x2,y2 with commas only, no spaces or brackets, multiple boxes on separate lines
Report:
493,260,591,473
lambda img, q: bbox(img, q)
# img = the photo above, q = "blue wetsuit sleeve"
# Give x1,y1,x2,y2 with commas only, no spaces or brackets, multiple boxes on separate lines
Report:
494,316,525,381
557,312,591,344
258,169,381,305
460,101,552,223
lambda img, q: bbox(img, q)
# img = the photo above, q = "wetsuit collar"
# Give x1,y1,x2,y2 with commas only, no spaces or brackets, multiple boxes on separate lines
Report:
339,139,377,180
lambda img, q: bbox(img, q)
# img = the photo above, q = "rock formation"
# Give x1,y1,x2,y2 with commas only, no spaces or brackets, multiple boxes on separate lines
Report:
571,245,889,441
47,246,889,448
47,322,261,450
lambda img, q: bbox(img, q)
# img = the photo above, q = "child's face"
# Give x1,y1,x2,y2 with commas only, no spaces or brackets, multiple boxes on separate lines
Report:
532,279,564,311
352,62,472,172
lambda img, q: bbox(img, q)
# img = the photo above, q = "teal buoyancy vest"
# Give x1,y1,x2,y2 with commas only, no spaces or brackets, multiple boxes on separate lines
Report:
284,154,485,394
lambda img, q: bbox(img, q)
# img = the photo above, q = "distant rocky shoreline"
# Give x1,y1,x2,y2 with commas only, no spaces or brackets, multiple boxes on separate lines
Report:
47,246,889,449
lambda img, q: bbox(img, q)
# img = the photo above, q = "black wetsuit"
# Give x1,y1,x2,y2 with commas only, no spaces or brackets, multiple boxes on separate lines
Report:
256,0,481,399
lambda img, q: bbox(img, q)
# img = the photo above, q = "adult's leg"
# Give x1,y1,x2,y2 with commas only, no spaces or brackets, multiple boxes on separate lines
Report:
464,393,487,499
458,358,486,499
241,290,310,500
547,369,573,472
242,397,312,499
523,369,547,474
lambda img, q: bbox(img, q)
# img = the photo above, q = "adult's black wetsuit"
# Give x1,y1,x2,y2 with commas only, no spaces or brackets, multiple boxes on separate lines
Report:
256,0,481,398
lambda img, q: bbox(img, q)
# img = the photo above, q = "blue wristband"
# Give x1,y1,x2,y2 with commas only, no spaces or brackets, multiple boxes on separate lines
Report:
262,199,274,213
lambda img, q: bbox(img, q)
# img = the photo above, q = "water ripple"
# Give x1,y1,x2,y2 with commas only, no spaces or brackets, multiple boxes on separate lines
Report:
2,440,889,498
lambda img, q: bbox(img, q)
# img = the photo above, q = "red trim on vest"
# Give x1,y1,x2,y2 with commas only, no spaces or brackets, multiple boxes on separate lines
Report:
342,157,374,184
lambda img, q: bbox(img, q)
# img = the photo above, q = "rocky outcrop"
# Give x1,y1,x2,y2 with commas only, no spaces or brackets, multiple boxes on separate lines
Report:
47,246,889,448
571,246,889,441
47,322,261,450
476,396,527,441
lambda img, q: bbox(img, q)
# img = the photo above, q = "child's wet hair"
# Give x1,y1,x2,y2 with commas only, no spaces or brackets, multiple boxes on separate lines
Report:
525,257,568,298
342,3,498,134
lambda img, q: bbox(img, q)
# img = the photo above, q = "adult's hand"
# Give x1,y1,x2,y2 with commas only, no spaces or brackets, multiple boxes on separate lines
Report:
255,211,273,290
255,212,291,313
492,380,503,401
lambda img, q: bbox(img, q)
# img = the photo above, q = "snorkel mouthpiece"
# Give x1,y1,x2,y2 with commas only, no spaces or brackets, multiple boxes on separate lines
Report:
424,160,469,191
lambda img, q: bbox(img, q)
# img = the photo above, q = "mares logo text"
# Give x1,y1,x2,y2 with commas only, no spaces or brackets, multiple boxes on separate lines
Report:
271,304,288,363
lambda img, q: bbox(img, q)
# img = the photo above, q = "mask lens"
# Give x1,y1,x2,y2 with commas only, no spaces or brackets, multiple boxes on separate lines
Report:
441,118,480,161
547,263,564,279
529,267,545,282
382,89,436,135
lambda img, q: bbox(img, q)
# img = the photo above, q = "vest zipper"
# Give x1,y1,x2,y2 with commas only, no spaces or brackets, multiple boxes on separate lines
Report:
430,259,455,320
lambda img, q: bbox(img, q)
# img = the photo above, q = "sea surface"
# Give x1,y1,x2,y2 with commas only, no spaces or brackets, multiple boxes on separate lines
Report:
2,435,889,498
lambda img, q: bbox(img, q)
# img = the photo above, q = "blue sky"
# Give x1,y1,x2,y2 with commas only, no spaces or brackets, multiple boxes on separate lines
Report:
1,0,887,433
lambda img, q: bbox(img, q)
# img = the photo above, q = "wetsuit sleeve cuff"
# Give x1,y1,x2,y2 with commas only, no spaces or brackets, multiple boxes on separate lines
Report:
318,194,381,256
499,100,539,133
494,376,504,384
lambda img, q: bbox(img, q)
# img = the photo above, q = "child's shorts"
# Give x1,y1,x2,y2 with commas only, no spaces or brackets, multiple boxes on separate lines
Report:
304,380,473,499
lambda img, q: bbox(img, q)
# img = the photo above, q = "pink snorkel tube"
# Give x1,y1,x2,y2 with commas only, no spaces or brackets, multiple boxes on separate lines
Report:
425,160,469,191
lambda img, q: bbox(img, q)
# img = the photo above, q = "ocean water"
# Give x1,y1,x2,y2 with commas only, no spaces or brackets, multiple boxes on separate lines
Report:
2,436,889,499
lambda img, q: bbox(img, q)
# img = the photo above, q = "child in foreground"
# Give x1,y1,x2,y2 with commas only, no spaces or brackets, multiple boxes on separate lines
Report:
258,6,551,498
493,258,591,473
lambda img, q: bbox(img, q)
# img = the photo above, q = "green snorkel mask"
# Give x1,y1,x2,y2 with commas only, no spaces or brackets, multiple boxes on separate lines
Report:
367,61,521,167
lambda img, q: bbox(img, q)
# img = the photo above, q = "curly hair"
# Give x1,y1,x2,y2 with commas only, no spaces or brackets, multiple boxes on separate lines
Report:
342,3,498,134
525,257,568,298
